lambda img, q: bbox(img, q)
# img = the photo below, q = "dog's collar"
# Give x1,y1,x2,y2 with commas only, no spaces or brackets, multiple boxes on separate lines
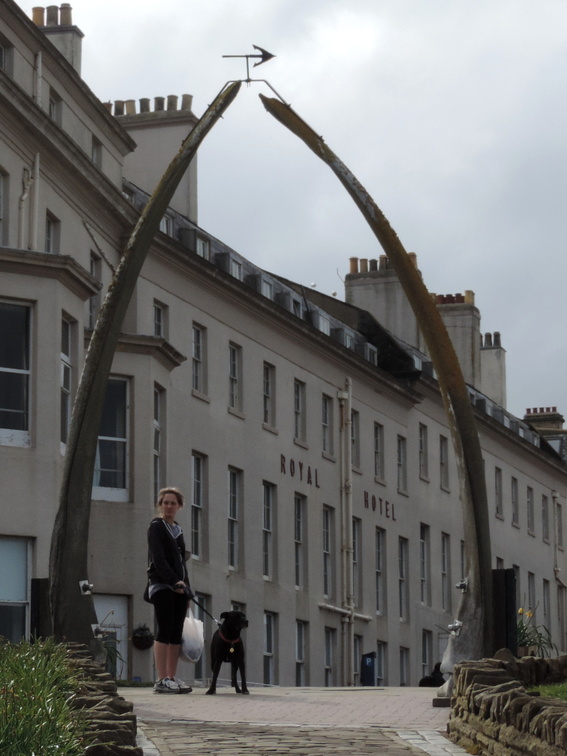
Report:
219,629,242,645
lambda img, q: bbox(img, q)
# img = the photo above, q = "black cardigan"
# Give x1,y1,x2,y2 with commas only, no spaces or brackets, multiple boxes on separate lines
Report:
146,517,189,588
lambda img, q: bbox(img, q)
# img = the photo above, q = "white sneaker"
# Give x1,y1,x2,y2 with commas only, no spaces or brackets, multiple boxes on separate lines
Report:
174,676,192,693
153,677,180,694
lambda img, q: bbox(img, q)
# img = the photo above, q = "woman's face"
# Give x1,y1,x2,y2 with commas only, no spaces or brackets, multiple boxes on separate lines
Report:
160,492,182,523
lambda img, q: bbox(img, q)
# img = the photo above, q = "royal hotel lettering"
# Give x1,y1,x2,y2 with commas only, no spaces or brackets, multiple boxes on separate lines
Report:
364,491,397,521
280,455,320,487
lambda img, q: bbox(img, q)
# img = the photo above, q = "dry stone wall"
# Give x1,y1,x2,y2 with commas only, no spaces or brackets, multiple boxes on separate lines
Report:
448,650,567,755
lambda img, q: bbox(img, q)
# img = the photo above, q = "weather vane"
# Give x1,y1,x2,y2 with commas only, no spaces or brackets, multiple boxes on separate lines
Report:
223,45,276,83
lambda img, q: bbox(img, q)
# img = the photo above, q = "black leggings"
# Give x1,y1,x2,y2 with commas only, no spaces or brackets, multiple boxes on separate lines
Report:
153,589,188,644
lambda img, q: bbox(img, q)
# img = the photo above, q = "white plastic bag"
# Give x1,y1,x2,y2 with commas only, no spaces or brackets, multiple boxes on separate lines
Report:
180,608,204,663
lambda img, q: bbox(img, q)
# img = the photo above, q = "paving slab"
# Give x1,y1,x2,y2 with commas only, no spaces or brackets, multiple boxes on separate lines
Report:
122,685,469,756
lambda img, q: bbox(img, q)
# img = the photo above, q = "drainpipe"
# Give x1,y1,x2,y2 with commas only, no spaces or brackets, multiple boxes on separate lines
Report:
29,153,40,251
338,378,354,685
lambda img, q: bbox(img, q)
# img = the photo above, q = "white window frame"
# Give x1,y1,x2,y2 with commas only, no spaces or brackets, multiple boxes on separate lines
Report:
263,481,275,580
495,467,503,517
324,627,336,686
45,211,60,254
228,343,242,411
93,377,129,501
322,394,333,454
0,301,31,447
293,379,306,442
196,236,210,260
398,537,409,622
527,486,535,534
419,524,430,606
228,468,241,569
418,423,428,479
440,435,449,490
191,453,206,559
441,532,451,613
264,611,276,685
397,435,407,493
351,409,360,468
192,324,207,394
375,527,385,615
542,494,550,542
323,506,333,599
294,494,305,589
374,422,384,480
60,317,73,449
352,517,361,606
0,536,31,642
153,386,164,502
263,363,275,427
511,476,519,526
296,620,307,686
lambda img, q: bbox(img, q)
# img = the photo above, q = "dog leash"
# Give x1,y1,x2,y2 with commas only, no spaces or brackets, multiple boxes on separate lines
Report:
190,596,221,627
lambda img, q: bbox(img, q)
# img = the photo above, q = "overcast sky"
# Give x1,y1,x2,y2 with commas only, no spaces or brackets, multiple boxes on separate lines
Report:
35,1,567,419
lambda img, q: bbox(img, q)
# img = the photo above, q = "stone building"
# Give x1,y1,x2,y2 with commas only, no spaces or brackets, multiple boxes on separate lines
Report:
1,1,566,687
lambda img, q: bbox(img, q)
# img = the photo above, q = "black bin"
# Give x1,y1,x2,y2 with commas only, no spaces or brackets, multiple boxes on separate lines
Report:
360,651,376,686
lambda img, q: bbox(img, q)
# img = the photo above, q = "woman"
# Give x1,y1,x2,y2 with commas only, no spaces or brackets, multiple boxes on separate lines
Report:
146,486,193,693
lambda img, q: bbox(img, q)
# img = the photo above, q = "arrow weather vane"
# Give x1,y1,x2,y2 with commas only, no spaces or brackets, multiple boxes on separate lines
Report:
223,45,276,82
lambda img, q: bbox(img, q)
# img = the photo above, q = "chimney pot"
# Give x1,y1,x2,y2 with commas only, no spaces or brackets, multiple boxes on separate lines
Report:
60,3,72,25
125,99,136,115
140,98,150,113
464,290,475,305
369,258,378,271
408,252,418,268
349,257,359,274
154,96,165,111
484,332,493,347
493,332,501,347
359,258,368,273
167,94,178,111
32,7,45,25
181,94,193,111
379,255,388,270
114,100,125,116
46,5,58,26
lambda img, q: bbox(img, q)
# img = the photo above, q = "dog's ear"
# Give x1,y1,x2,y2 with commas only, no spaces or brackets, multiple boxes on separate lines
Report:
220,611,228,620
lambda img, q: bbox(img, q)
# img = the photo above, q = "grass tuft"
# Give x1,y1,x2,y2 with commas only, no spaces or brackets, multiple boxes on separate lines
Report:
0,638,87,755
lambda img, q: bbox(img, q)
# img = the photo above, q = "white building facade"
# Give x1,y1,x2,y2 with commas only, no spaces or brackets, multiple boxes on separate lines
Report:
1,2,567,688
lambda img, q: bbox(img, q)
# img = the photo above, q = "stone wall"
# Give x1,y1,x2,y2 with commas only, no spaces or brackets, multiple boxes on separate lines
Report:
448,650,567,755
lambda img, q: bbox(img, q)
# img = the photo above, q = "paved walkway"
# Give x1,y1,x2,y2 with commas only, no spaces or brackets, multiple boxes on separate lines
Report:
123,684,469,756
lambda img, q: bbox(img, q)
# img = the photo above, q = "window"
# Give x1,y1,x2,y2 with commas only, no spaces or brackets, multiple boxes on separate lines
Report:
397,435,407,492
196,237,210,260
559,585,567,652
263,482,275,579
0,38,13,76
264,612,276,685
228,343,242,411
153,386,164,501
159,215,173,235
261,278,273,299
93,378,128,499
293,379,306,442
153,301,166,338
527,487,535,534
398,537,409,621
460,540,466,582
352,517,361,606
192,325,207,394
322,395,333,454
294,494,305,589
374,423,384,480
0,170,7,245
351,410,360,467
60,318,73,446
542,495,550,542
228,468,241,568
296,620,307,686
89,253,102,329
441,533,451,613
418,424,428,479
324,627,336,686
421,630,432,680
0,302,30,446
323,506,333,598
318,314,330,335
91,136,102,167
45,212,60,254
399,647,409,686
495,467,503,517
440,435,449,490
419,524,430,605
376,641,386,685
48,87,62,123
557,501,564,550
543,579,551,629
528,572,536,622
375,528,385,615
230,258,242,280
511,477,519,526
192,593,209,680
0,537,30,643
513,564,521,610
191,453,206,559
263,363,275,426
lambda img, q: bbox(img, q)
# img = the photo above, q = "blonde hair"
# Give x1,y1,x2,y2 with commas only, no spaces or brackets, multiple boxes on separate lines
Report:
157,486,184,509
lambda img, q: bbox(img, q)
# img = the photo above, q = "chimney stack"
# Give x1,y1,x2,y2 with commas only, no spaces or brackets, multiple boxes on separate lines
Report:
33,5,84,74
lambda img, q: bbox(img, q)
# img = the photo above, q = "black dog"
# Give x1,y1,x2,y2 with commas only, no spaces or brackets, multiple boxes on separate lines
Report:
206,610,249,694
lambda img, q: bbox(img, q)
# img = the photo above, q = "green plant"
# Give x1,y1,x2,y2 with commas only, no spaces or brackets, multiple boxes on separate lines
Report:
533,681,567,701
517,607,558,658
0,638,88,755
